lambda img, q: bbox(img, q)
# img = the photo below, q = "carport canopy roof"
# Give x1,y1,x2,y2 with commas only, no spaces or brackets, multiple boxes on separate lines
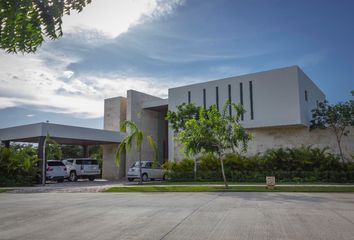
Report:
0,122,124,145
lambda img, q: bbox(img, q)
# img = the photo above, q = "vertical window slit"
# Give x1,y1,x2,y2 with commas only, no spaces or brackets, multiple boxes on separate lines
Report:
203,88,206,109
249,81,254,120
216,86,219,111
228,84,232,116
188,91,191,104
240,82,244,120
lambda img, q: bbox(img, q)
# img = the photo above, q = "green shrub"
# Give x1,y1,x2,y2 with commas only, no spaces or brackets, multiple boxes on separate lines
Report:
166,146,354,183
0,145,39,186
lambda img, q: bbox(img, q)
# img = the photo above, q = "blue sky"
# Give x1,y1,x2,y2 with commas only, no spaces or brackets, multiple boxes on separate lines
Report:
0,0,353,129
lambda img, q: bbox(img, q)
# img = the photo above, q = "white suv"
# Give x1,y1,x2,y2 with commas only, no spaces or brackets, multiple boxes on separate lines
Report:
62,158,100,182
46,160,66,183
127,161,166,182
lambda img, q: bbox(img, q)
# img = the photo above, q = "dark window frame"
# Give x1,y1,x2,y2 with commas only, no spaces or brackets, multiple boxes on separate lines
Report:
188,91,191,104
240,82,244,120
215,86,219,111
203,88,206,109
228,84,232,116
249,81,254,120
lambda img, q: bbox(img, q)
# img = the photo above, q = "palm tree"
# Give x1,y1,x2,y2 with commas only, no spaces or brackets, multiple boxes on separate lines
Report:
115,120,157,184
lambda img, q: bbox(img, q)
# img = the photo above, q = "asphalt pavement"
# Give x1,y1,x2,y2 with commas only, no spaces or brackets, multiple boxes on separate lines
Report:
1,192,354,240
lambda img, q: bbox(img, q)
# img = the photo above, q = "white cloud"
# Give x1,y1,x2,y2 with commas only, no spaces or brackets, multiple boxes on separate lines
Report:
62,0,185,38
0,0,185,119
26,114,35,118
0,48,174,118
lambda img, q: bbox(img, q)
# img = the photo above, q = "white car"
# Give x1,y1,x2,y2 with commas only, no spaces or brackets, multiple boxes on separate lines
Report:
127,161,166,182
62,158,100,182
46,160,66,182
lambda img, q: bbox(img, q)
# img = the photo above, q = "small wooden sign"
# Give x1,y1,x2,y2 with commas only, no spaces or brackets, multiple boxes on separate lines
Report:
266,176,275,189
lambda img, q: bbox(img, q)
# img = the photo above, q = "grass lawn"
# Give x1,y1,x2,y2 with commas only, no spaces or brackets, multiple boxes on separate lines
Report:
105,185,354,193
143,181,354,185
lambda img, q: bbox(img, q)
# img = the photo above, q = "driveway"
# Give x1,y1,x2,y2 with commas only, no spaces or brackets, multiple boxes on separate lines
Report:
1,192,354,240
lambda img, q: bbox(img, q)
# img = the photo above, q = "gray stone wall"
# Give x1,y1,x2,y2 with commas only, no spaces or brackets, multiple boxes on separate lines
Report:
102,97,127,179
172,126,354,160
126,90,163,174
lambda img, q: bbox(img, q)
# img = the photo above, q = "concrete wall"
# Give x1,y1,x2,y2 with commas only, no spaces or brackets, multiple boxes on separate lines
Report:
126,90,162,174
168,66,326,160
102,97,127,179
247,126,354,159
297,68,326,126
168,66,307,128
172,126,354,160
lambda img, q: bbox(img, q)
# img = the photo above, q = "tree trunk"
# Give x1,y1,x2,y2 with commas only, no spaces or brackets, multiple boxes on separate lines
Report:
194,159,197,182
220,154,228,189
337,138,345,163
335,131,345,163
139,145,142,185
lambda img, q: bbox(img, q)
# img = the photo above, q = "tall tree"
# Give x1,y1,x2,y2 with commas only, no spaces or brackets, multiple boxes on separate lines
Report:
115,120,157,184
166,103,201,180
176,101,252,188
0,0,91,53
311,97,354,162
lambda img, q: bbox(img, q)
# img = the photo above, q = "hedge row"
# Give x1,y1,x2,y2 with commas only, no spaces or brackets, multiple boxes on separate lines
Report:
163,146,354,183
167,170,354,183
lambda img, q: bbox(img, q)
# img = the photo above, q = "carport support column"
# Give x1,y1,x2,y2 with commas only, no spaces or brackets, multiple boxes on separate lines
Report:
38,136,46,185
83,145,89,158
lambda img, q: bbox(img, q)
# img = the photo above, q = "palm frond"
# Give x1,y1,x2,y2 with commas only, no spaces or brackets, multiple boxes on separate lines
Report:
147,135,158,168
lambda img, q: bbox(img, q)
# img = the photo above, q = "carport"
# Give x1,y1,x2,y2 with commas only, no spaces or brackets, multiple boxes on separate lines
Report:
0,122,124,184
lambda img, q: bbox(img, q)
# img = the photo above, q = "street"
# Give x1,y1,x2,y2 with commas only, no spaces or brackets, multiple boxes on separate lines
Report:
1,192,354,240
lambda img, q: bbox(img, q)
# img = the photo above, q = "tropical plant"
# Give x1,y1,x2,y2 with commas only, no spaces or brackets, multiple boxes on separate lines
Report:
166,103,202,180
176,101,252,188
115,120,157,184
43,134,62,160
0,145,39,186
61,145,82,159
311,96,354,162
0,0,91,53
166,146,353,183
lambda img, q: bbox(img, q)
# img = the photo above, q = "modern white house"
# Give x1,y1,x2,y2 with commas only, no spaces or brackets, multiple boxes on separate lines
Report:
101,65,353,179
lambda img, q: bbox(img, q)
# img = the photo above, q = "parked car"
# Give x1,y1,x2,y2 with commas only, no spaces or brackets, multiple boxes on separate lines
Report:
62,158,100,182
46,160,66,182
127,161,166,182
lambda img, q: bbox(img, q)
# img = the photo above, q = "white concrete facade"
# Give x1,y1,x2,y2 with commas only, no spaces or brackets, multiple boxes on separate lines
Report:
102,66,352,179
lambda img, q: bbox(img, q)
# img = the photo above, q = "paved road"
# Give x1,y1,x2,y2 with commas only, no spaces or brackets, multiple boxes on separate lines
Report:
1,192,354,240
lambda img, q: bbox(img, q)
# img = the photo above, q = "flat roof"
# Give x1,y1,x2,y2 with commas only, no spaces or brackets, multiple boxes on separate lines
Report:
168,65,300,91
0,122,124,145
142,98,168,111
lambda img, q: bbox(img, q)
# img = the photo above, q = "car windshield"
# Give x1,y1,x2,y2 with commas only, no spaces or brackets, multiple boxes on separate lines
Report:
131,162,141,167
131,162,152,168
80,159,98,165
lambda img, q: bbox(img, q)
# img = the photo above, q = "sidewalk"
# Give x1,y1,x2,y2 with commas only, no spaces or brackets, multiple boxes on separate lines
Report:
2,180,354,193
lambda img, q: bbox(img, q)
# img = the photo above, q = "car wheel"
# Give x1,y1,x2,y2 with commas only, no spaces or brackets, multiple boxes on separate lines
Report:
69,171,78,182
88,177,95,181
142,173,148,182
57,178,64,183
128,178,134,182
